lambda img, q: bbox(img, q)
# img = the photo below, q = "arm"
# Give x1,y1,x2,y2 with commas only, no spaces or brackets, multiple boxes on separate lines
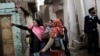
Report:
96,16,100,24
64,27,68,43
12,23,30,30
41,37,54,52
84,16,88,34
20,7,30,17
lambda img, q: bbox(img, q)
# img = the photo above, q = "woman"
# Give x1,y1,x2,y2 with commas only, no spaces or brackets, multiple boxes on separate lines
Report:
44,19,53,32
63,26,71,56
12,19,44,56
60,19,71,56
40,18,64,56
40,19,53,56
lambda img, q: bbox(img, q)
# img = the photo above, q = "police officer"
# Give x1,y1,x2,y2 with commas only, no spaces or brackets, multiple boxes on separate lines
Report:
84,7,100,56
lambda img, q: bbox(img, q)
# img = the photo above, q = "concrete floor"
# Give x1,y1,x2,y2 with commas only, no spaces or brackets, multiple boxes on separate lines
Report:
70,47,100,56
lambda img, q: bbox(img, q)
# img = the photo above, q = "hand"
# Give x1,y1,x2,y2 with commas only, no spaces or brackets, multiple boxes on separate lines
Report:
40,49,46,53
16,4,21,8
11,23,15,26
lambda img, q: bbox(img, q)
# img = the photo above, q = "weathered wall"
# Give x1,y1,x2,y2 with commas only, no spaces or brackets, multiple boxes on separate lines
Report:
53,4,63,19
16,2,34,56
69,0,78,45
0,3,22,56
73,0,85,34
49,5,57,19
56,10,63,20
84,0,95,15
63,0,70,45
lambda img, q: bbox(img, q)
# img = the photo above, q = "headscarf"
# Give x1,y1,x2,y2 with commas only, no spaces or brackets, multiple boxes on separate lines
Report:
50,18,63,38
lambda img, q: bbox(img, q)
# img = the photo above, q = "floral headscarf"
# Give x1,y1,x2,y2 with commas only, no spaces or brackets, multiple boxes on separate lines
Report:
50,18,63,38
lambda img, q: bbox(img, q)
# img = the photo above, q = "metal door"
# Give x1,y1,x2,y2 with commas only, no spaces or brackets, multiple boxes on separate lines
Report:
0,15,14,56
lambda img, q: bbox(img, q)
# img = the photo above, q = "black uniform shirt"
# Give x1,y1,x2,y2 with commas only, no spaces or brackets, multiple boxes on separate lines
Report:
84,15,100,33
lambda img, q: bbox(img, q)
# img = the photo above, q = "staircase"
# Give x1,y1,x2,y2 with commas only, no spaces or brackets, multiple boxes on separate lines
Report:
69,40,88,56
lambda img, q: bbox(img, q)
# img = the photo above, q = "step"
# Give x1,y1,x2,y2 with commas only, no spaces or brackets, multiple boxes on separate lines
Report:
72,40,86,49
69,47,88,56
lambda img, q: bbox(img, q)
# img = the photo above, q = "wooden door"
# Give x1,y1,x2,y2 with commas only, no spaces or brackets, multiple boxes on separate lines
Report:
0,15,14,56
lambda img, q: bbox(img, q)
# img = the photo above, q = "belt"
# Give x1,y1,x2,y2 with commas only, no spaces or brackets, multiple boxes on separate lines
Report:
93,28,96,31
88,28,97,31
91,28,97,31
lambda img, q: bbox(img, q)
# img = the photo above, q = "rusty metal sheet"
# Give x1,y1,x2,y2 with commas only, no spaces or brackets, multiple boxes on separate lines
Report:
2,28,12,40
0,15,14,56
0,16,11,28
3,43,14,55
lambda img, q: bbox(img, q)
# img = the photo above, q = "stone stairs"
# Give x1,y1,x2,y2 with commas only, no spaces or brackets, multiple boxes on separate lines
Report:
69,40,88,56
69,47,88,56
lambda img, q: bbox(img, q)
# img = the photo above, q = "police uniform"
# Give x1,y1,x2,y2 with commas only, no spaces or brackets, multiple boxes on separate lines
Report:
84,15,100,54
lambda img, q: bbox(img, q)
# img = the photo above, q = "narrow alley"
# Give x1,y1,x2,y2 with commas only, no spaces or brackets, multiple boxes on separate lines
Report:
0,0,100,56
